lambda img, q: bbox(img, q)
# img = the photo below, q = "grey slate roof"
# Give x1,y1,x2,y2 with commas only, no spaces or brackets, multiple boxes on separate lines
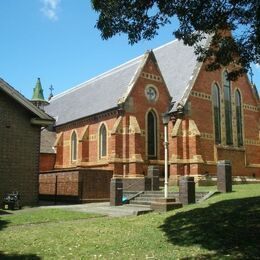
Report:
40,128,56,153
45,38,209,126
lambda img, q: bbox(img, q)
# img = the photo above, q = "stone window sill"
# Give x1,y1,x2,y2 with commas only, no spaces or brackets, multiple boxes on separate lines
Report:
215,144,245,151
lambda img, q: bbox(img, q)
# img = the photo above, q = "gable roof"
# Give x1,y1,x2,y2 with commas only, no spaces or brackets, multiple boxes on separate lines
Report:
46,37,210,126
0,78,54,124
40,128,56,154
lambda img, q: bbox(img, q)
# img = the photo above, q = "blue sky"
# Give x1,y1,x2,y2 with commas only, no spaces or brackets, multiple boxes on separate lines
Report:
0,0,259,100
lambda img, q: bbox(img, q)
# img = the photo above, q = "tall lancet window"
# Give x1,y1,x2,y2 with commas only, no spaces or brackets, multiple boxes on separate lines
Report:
99,124,107,158
71,131,77,161
235,90,243,146
212,84,221,144
147,110,157,159
223,71,233,145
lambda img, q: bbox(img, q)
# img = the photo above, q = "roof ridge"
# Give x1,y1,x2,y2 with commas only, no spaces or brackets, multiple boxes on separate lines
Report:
175,35,212,107
50,54,144,101
50,39,179,102
118,51,151,103
45,37,206,126
153,38,178,52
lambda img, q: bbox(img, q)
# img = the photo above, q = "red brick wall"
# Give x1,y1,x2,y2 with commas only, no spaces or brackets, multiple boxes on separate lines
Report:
39,169,113,202
168,63,260,178
82,170,112,201
125,58,171,166
41,55,260,180
46,54,170,178
40,153,56,172
55,114,117,169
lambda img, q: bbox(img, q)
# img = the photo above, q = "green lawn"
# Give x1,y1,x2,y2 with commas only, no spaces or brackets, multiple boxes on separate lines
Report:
0,208,102,226
1,184,260,259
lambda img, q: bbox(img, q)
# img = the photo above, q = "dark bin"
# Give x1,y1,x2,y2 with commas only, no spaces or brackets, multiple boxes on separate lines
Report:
2,192,21,210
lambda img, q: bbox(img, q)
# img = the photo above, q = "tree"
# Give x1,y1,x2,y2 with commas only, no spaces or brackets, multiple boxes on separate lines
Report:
92,0,260,80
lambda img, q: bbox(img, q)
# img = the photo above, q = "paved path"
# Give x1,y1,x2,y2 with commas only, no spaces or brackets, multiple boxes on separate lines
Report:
39,202,153,217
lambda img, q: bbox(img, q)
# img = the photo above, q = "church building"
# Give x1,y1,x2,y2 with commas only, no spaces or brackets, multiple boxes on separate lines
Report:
40,37,260,201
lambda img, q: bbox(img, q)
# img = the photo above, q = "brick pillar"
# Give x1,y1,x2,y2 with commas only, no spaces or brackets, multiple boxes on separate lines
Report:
179,176,195,205
110,178,123,206
217,160,232,193
146,165,160,190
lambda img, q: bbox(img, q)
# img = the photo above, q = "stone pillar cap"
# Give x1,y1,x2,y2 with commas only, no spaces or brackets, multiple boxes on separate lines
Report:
217,160,232,165
179,176,195,182
111,178,123,182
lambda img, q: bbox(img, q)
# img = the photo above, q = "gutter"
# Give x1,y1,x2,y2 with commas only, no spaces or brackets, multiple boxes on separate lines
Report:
31,118,55,126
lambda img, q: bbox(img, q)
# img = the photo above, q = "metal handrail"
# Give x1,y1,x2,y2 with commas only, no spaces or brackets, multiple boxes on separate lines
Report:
124,191,144,201
122,177,145,190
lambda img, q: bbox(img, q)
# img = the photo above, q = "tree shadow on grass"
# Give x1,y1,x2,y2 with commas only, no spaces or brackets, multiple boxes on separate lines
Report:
0,209,12,231
0,252,41,259
0,217,41,259
0,219,9,231
160,196,260,259
0,210,13,215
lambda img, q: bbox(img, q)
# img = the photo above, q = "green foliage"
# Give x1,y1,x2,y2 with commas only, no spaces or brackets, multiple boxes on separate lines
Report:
92,0,260,80
0,184,260,258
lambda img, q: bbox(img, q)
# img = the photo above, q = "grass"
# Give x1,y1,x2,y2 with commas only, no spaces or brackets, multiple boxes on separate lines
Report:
0,208,102,226
0,184,260,259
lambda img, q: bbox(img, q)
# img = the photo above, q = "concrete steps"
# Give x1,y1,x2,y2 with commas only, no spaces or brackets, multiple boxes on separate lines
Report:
130,200,152,206
130,191,179,206
124,191,209,206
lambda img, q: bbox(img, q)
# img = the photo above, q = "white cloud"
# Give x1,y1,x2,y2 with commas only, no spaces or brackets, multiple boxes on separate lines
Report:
256,64,260,69
41,0,61,21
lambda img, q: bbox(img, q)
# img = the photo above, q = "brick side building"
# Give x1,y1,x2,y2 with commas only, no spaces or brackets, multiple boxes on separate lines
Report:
40,37,260,200
0,79,54,206
40,128,56,172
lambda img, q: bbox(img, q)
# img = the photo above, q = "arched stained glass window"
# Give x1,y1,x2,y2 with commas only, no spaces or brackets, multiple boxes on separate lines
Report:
147,110,157,159
223,71,233,145
235,90,243,146
99,124,107,158
71,131,77,161
212,84,221,144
